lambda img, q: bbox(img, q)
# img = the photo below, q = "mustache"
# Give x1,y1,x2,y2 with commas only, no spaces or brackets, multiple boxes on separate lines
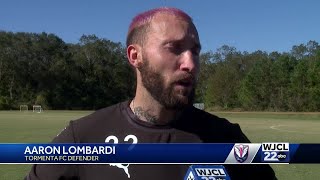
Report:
172,73,196,85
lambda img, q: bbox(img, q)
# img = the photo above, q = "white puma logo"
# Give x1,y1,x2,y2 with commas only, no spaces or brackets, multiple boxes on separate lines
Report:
109,163,130,178
105,135,137,178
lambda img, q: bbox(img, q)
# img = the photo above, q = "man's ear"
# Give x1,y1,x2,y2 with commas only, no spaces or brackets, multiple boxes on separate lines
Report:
127,44,142,68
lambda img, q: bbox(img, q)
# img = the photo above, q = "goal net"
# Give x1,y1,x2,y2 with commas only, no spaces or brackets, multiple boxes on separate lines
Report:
20,105,28,112
33,105,43,113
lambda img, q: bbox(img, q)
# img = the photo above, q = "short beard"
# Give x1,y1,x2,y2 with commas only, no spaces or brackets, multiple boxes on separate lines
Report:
138,58,195,110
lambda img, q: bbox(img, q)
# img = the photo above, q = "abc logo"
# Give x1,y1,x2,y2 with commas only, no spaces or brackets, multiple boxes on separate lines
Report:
277,152,287,161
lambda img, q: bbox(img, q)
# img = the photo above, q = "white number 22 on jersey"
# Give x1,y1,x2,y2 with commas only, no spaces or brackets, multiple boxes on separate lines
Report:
105,135,138,150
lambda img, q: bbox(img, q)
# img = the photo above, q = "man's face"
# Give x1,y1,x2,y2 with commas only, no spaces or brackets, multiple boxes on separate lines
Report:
138,13,201,110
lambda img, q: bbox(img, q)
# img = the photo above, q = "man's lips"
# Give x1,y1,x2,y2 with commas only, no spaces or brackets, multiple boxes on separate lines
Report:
175,78,194,87
176,81,192,87
172,73,196,88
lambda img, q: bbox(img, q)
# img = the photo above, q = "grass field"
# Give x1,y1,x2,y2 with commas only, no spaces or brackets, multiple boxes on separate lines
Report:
0,110,319,180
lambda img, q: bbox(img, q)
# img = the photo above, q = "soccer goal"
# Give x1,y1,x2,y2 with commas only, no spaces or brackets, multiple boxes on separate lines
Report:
33,105,43,113
20,105,28,112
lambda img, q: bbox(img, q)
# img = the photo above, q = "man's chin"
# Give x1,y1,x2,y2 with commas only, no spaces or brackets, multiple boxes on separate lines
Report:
163,94,191,110
174,86,193,96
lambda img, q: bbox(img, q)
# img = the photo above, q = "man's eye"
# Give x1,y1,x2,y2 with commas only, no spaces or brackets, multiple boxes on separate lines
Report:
167,44,183,54
192,48,200,56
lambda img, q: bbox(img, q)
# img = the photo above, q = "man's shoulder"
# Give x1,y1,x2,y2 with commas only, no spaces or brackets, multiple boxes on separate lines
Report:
178,107,250,143
67,101,127,140
185,107,234,127
73,102,124,125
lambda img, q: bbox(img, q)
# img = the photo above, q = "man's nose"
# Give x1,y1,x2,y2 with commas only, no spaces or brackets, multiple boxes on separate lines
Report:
179,50,199,74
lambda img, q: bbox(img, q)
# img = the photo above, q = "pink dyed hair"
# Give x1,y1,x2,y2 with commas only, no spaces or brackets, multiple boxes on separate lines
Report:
126,7,193,47
128,7,192,34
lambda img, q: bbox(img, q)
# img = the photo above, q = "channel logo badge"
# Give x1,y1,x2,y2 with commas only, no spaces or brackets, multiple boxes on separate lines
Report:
184,165,230,180
261,142,290,163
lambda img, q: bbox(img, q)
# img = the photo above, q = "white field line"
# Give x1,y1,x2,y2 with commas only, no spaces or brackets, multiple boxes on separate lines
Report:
269,125,320,135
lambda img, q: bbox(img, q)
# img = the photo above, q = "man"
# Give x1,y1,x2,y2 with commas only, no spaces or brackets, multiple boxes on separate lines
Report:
26,7,276,180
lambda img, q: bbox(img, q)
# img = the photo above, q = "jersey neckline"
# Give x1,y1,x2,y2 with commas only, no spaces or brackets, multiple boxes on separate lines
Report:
122,100,177,130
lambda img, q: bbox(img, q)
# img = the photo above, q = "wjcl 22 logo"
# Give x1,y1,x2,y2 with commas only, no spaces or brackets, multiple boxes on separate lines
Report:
184,165,230,180
261,143,290,163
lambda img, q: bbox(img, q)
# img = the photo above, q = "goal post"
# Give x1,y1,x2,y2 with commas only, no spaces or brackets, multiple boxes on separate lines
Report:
33,105,43,113
20,105,28,112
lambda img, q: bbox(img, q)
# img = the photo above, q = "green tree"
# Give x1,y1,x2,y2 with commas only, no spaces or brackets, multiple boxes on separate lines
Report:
238,51,271,110
204,46,243,109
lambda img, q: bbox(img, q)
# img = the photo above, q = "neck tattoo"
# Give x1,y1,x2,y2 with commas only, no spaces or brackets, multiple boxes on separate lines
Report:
131,99,159,125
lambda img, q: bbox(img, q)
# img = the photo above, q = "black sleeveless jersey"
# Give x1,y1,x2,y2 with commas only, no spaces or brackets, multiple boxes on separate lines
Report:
25,101,276,180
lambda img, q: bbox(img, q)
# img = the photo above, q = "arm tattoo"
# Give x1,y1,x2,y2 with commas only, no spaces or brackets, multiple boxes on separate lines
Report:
133,107,158,124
